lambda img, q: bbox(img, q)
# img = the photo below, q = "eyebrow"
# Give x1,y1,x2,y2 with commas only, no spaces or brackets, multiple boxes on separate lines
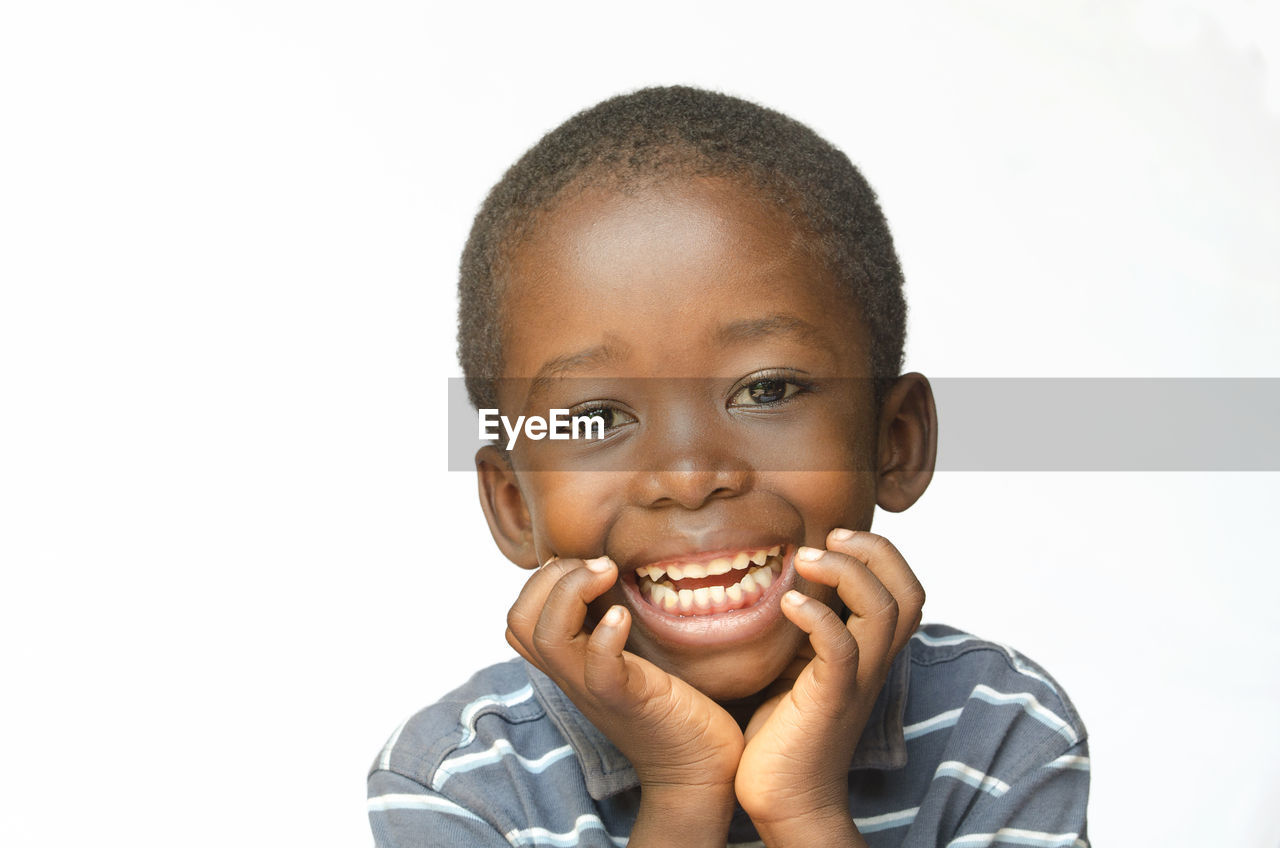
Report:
527,340,631,399
715,314,824,345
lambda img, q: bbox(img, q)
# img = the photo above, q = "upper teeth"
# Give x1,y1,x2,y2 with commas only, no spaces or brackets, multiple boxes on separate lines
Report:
636,545,781,582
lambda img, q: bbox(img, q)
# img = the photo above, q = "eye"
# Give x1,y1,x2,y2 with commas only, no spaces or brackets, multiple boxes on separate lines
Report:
557,402,636,438
728,374,809,408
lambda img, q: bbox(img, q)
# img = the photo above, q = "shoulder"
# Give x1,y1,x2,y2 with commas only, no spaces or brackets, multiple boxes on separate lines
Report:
370,658,553,788
875,625,1090,845
905,623,1088,774
368,660,615,845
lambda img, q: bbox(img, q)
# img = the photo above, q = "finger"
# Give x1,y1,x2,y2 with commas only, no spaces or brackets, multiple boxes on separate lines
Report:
826,529,925,657
507,555,612,659
506,557,583,650
793,545,897,665
529,556,617,677
779,589,859,712
583,605,640,703
505,626,537,665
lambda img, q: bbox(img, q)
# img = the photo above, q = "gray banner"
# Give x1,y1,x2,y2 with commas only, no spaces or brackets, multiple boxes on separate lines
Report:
446,378,1280,471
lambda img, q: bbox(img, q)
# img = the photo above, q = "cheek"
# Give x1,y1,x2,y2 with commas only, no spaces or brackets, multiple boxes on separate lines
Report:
827,471,879,530
766,388,877,467
523,471,621,557
769,470,879,539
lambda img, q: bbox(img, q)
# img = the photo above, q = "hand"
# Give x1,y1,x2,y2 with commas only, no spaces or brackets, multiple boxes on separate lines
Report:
504,556,744,844
735,530,925,846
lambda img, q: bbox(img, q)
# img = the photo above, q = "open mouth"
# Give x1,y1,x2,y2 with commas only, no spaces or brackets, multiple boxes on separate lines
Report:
635,546,786,616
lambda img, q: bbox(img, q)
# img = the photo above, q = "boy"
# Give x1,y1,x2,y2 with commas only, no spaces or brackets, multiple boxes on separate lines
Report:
369,87,1089,847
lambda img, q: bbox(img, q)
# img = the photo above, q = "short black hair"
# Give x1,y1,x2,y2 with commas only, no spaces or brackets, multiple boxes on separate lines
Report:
457,85,906,410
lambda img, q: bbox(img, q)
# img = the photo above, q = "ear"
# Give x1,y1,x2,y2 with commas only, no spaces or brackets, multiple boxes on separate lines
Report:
875,372,938,513
475,444,541,569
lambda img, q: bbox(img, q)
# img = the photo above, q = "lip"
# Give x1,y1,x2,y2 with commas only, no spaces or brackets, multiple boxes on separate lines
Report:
621,544,797,648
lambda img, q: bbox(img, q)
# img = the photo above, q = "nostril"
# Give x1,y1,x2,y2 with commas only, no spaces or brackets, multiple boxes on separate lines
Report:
640,468,753,510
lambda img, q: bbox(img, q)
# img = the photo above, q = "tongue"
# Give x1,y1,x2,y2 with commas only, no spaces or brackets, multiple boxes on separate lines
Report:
666,572,746,591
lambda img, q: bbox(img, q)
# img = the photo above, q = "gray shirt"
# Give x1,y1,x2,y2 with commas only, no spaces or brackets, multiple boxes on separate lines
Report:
368,623,1089,847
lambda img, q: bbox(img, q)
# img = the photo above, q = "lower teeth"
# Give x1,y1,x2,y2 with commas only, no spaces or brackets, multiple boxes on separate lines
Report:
640,555,782,616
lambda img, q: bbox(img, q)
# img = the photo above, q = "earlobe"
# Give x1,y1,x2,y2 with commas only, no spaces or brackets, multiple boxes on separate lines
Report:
475,445,541,569
875,373,938,513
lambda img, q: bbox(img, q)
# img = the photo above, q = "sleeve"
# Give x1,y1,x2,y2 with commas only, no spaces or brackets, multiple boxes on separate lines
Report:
367,768,512,848
943,737,1091,848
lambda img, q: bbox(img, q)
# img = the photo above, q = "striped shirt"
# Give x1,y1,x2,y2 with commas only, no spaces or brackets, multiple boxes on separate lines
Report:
368,623,1089,847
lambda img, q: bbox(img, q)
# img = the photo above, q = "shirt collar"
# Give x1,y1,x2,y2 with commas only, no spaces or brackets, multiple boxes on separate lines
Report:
525,640,912,801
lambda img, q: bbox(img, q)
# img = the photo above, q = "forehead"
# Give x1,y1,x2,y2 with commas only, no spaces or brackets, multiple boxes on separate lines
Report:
500,175,867,379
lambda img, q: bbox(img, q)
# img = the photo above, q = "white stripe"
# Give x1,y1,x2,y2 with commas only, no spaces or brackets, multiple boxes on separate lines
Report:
971,685,1078,745
947,828,1083,847
904,707,963,740
1044,754,1091,771
377,718,409,771
456,685,535,749
366,793,483,822
854,806,919,832
912,631,977,647
504,814,626,847
934,760,1011,797
727,808,917,846
905,690,1079,748
992,642,1063,698
432,742,575,790
912,631,1064,697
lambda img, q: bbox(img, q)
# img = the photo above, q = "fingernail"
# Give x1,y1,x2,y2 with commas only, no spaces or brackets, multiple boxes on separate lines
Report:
601,605,624,626
796,546,824,561
783,590,806,606
586,556,613,573
829,528,854,541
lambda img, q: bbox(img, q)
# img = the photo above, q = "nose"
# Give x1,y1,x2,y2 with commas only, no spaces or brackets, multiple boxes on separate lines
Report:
633,411,753,510
639,461,752,510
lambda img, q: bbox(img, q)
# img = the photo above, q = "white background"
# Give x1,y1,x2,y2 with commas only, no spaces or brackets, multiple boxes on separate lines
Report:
2,2,1278,846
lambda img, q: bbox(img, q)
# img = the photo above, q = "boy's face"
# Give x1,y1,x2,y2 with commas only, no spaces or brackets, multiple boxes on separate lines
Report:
485,175,885,702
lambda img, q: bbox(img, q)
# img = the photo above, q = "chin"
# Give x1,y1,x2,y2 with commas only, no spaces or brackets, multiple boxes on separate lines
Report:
658,642,801,704
696,675,772,703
